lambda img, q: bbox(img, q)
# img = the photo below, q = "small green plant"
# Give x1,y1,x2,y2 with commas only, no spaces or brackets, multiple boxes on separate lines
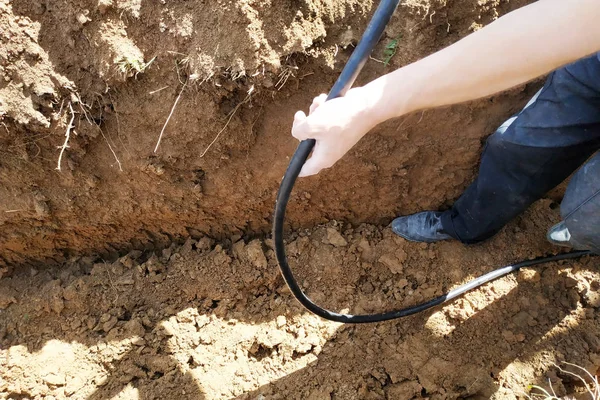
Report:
116,55,156,78
383,36,401,66
526,384,560,399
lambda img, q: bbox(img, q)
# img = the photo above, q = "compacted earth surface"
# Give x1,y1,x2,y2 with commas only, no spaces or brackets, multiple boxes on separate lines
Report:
1,0,599,399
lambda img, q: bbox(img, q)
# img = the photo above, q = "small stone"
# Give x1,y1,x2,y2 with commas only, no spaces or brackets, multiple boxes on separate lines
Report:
76,11,90,25
325,227,347,247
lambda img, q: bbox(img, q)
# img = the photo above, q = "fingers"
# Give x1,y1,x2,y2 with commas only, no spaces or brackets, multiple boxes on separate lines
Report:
291,111,308,141
299,156,326,177
293,93,332,176
309,93,328,115
292,93,328,141
298,146,332,177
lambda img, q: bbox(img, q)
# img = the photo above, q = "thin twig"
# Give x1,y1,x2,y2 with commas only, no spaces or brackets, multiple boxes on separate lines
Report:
56,103,75,171
369,55,385,64
554,362,598,399
200,85,254,158
149,86,170,95
154,79,187,153
8,132,54,149
96,125,123,171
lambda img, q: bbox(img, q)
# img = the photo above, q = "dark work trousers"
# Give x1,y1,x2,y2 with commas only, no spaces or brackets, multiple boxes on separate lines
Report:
440,54,600,254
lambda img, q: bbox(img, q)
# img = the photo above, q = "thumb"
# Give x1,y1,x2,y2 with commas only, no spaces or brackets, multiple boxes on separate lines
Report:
291,111,310,141
298,153,327,177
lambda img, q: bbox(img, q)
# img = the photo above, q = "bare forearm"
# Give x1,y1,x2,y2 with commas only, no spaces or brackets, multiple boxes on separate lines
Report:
365,0,600,123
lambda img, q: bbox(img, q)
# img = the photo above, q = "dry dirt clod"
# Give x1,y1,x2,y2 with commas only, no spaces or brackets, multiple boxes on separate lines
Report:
378,253,403,274
324,227,348,247
124,318,145,337
43,372,66,387
245,240,268,269
276,315,287,328
518,268,540,282
102,316,118,332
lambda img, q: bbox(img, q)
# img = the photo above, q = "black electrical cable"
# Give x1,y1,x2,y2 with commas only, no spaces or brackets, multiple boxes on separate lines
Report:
272,0,595,323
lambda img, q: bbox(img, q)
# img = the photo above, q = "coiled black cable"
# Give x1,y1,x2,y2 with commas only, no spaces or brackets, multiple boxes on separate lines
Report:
272,0,594,323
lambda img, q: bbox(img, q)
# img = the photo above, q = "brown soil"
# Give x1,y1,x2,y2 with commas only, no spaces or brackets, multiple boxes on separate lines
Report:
2,0,600,399
2,201,600,399
0,0,535,270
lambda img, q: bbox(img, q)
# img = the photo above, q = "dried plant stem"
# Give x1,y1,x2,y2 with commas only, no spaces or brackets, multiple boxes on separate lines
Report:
154,80,187,153
56,103,75,171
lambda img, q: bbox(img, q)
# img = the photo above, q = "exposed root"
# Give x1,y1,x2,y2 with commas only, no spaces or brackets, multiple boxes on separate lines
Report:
56,103,75,171
554,362,599,399
149,86,170,95
200,85,254,158
525,362,599,400
96,125,123,172
275,65,297,90
154,79,187,153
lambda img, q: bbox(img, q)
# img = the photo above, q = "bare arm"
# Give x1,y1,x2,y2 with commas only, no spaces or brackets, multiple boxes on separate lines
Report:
293,0,600,177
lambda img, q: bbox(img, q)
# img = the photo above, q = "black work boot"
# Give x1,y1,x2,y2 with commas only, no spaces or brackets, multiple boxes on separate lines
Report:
546,221,573,248
391,211,453,243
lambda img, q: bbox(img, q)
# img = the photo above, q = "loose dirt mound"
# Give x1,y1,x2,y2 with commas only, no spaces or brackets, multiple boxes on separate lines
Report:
1,202,599,399
0,0,533,270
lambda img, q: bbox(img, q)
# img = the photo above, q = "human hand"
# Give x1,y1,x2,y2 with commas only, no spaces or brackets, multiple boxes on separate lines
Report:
291,87,381,177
